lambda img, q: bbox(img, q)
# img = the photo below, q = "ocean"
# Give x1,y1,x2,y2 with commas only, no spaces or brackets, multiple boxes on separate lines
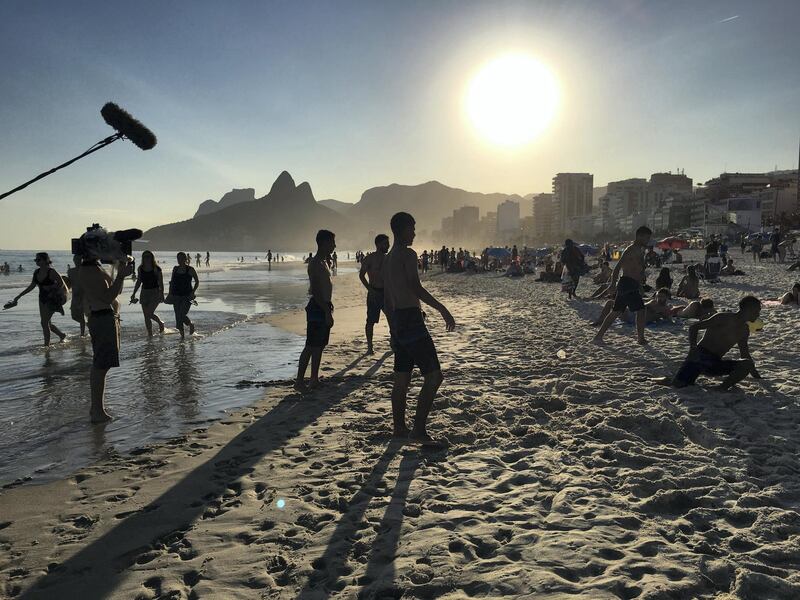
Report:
0,249,354,486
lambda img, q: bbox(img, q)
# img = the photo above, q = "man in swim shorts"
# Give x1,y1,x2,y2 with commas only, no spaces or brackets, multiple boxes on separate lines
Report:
384,212,455,444
662,296,762,391
359,234,390,354
594,225,652,345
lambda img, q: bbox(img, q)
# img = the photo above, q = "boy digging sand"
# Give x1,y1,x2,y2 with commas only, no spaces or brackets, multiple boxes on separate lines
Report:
384,212,455,445
295,230,335,392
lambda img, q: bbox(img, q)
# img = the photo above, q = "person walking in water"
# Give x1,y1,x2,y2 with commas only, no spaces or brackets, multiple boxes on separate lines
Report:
66,255,88,336
205,251,210,267
295,230,336,392
267,249,273,271
384,212,456,445
593,225,653,346
9,252,68,345
168,252,199,339
130,250,166,336
359,233,390,354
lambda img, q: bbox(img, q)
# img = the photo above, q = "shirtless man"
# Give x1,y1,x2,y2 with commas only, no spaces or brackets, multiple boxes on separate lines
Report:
359,234,390,354
659,296,762,390
777,283,800,305
593,225,652,345
592,287,671,326
80,257,134,422
295,230,335,392
672,298,716,319
384,212,455,444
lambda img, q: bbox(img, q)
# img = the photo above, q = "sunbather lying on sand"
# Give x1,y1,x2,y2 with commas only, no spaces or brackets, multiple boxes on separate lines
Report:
671,298,716,319
592,287,672,326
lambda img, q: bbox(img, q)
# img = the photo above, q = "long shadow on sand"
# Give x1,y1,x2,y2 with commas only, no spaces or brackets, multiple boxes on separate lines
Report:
18,354,391,600
297,446,422,598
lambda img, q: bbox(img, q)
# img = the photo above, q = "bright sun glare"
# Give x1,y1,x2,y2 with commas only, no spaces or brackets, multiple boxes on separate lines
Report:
465,54,558,147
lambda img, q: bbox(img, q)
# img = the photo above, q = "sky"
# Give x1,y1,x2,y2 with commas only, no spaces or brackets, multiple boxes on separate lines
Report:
1,0,799,249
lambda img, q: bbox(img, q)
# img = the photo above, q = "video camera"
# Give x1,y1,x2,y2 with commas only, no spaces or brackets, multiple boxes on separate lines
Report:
71,223,142,265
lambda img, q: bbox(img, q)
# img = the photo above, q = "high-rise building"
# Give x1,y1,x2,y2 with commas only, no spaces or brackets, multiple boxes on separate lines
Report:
531,193,553,240
497,200,520,233
606,178,648,215
552,173,593,236
451,206,479,242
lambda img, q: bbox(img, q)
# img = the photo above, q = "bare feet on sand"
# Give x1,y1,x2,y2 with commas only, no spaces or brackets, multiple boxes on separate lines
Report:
293,380,309,394
392,426,411,439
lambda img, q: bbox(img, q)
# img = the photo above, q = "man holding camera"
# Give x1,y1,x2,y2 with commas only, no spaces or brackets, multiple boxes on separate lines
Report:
80,257,133,422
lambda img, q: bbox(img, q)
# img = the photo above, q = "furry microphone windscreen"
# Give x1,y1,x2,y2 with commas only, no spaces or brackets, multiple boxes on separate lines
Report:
101,103,157,150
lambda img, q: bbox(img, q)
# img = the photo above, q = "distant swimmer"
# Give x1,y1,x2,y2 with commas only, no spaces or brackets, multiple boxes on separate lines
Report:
593,226,652,345
168,252,199,339
295,230,336,392
8,252,68,345
359,234,390,354
130,250,166,336
384,212,455,445
656,296,762,391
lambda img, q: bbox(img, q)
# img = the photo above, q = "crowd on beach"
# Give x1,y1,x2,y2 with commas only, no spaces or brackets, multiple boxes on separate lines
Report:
3,216,799,444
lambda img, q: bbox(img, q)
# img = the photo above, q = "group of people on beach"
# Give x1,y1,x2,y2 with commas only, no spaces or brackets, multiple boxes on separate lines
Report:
5,251,202,421
294,212,455,445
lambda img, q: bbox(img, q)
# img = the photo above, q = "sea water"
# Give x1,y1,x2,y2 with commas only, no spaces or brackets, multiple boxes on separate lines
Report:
0,250,353,486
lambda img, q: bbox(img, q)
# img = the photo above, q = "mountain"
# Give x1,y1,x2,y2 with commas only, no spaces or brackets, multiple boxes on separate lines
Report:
351,181,525,235
141,172,351,252
318,199,353,216
193,188,255,218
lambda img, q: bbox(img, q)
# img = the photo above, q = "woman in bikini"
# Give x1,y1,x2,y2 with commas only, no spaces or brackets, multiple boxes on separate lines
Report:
10,252,68,345
130,250,166,336
168,252,199,339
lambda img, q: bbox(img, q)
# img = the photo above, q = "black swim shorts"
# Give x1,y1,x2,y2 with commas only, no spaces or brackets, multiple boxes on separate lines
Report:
673,346,739,386
390,307,440,375
366,289,384,324
88,309,120,370
305,299,332,348
613,276,645,313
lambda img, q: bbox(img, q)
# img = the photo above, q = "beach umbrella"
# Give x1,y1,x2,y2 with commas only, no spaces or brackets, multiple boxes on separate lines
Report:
656,237,689,250
486,247,511,258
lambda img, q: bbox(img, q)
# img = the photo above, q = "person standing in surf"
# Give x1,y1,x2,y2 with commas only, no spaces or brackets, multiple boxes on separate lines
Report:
295,230,336,392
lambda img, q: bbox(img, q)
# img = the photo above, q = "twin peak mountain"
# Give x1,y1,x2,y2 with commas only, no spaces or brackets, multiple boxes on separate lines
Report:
142,171,526,251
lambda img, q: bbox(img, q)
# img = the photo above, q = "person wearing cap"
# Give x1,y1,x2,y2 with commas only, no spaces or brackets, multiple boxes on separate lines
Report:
8,252,68,345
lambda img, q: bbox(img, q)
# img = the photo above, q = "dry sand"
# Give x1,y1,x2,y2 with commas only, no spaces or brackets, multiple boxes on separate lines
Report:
1,252,799,599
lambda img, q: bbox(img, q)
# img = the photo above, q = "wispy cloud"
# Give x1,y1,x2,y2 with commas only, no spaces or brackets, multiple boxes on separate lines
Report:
718,15,740,24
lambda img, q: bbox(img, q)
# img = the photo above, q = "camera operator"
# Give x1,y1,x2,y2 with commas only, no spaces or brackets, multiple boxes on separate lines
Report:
80,256,134,423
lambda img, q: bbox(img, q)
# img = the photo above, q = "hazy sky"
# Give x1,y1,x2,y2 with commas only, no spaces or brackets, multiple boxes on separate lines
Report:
1,0,799,249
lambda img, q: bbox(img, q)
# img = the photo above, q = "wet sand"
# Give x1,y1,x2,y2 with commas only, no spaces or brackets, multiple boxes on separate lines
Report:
1,254,799,599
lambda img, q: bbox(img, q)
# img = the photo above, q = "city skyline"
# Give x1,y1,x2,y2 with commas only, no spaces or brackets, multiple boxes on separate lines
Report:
2,0,800,249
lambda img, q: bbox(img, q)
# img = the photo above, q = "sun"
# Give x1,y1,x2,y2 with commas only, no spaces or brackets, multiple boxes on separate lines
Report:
465,54,559,147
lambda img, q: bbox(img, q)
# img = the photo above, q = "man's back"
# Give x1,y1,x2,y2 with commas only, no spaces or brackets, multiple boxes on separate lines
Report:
385,246,419,310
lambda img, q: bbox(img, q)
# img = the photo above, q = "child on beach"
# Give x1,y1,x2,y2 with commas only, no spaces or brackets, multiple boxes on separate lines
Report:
295,230,336,392
384,212,455,444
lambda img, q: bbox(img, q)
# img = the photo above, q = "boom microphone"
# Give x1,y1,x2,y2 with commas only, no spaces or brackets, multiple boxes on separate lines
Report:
0,102,157,201
101,102,157,150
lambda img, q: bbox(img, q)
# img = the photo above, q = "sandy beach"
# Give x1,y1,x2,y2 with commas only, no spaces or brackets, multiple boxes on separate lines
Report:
2,253,800,599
